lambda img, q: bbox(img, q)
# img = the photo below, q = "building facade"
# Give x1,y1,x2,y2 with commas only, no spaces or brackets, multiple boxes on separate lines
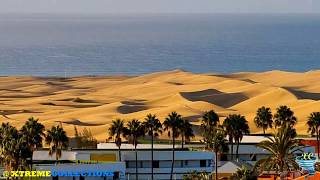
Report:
33,145,214,180
32,136,317,179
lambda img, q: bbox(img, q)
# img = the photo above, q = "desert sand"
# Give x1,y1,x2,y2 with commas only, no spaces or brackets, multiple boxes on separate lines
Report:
0,69,319,141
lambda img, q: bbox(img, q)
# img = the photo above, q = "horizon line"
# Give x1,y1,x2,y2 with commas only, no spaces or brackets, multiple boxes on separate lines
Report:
0,12,320,16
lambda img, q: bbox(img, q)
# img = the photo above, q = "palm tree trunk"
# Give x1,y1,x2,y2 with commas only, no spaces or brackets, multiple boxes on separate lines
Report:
181,135,184,168
317,130,319,158
56,152,58,164
215,150,218,180
29,154,33,180
279,161,284,180
118,146,121,161
135,144,138,180
30,155,33,170
151,133,154,180
230,141,233,160
181,135,184,149
236,141,239,160
170,133,175,180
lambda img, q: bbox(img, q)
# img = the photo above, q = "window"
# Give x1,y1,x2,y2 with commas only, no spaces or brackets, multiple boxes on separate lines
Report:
127,161,136,168
159,160,172,168
153,160,159,168
200,160,206,167
184,160,188,166
174,161,182,168
142,161,151,168
221,154,228,161
113,172,119,180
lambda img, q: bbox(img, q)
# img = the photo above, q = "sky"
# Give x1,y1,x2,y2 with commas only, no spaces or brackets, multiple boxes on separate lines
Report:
0,0,317,14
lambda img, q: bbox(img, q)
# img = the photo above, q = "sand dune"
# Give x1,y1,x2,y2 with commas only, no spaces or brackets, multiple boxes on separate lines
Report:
180,89,248,108
0,70,320,141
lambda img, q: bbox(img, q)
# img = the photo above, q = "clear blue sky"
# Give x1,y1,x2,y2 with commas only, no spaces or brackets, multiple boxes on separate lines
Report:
0,0,317,14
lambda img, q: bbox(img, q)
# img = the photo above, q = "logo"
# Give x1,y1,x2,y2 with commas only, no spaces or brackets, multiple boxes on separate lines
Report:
1,170,114,179
296,153,317,175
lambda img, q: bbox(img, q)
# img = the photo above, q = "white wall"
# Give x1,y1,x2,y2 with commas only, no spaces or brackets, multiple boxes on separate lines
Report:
122,150,213,180
229,144,315,154
33,151,77,161
122,150,214,161
33,150,120,161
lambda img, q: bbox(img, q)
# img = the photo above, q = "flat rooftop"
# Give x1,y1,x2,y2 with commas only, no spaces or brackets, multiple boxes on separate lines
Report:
100,136,316,149
97,143,198,150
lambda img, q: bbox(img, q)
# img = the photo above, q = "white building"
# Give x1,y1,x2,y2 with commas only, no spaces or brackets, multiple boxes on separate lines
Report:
33,144,214,180
97,143,214,180
32,135,315,179
33,150,126,180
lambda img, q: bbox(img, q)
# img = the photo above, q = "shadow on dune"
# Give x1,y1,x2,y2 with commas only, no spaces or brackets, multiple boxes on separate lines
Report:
121,100,145,106
184,115,203,122
0,109,42,116
46,81,89,90
180,89,248,108
35,77,76,82
59,119,104,126
283,87,320,100
167,81,184,86
117,105,149,114
0,94,51,98
117,100,149,114
212,74,257,84
0,89,23,92
57,97,98,103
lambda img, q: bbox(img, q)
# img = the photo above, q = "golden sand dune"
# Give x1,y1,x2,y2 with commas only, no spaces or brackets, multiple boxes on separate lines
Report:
0,70,320,141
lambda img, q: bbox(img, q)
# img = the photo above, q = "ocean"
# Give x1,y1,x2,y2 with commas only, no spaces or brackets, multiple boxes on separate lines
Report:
0,14,319,76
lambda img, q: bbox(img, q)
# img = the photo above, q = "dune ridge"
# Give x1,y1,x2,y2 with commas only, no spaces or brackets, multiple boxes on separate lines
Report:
0,70,319,141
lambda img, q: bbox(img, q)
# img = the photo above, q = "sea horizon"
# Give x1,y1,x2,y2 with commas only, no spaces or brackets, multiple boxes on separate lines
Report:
0,13,319,76
1,68,320,78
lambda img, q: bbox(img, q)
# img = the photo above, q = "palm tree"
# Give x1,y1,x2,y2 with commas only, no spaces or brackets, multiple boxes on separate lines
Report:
201,110,219,150
254,106,273,135
222,115,237,160
202,110,220,127
183,170,210,180
223,114,250,160
202,127,228,180
108,119,126,161
0,123,28,171
163,111,183,180
274,105,297,128
125,119,145,180
254,124,303,178
180,119,194,149
307,112,320,158
0,122,15,170
20,117,45,169
232,115,250,159
201,111,226,180
45,125,69,163
232,166,255,180
223,116,234,160
143,114,162,180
